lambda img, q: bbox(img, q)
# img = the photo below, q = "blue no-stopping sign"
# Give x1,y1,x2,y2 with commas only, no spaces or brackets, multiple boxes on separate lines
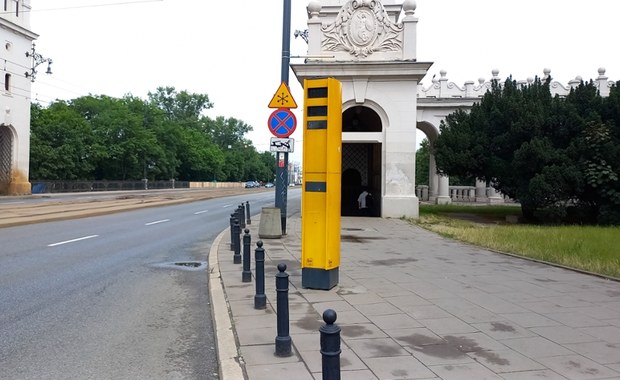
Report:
268,108,297,138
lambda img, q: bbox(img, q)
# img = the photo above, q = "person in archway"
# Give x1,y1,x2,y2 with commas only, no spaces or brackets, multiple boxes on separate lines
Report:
357,188,372,216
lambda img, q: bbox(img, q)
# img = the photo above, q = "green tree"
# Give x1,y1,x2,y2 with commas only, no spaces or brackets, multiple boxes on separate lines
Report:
30,102,95,180
435,77,620,224
415,138,430,186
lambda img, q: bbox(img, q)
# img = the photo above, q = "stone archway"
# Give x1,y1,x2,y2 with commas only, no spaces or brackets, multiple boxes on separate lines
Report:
341,106,382,217
0,125,14,194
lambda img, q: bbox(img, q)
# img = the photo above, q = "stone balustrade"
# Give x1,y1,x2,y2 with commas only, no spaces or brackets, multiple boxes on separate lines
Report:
418,68,615,99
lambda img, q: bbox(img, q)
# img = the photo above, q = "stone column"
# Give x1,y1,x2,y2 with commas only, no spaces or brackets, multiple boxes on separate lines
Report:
436,175,451,205
475,179,487,203
401,0,418,60
306,2,322,56
487,186,504,204
428,154,439,203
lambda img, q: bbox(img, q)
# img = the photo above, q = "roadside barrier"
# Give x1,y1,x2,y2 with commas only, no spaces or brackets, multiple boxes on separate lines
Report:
254,241,266,309
242,229,252,282
229,213,236,251
233,220,241,264
238,204,246,229
320,309,341,380
275,263,292,357
245,201,251,225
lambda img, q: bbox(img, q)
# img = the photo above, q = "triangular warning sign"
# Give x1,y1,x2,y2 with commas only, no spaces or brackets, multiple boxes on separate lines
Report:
268,82,298,109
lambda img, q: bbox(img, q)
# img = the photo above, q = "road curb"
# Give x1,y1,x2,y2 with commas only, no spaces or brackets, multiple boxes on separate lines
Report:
208,228,245,380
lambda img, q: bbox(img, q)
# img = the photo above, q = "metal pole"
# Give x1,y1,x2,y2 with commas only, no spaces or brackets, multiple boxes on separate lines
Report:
320,309,341,380
242,229,252,282
275,263,292,356
254,241,266,309
245,201,251,225
275,0,291,235
233,220,241,264
229,213,236,251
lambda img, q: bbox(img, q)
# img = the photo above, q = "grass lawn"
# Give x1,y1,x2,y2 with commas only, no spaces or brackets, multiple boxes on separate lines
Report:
407,204,620,279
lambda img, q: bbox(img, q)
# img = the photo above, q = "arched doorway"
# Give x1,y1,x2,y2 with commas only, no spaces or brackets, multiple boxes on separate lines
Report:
341,106,382,217
0,125,14,194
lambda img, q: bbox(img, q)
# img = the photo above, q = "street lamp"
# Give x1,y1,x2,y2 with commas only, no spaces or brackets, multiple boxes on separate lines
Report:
294,29,308,43
25,43,53,82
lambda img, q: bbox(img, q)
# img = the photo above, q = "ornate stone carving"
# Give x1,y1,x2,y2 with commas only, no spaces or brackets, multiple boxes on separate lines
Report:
321,0,403,58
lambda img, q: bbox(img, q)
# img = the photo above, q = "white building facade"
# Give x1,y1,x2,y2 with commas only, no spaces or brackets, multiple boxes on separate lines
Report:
292,0,616,218
292,0,430,218
0,0,37,195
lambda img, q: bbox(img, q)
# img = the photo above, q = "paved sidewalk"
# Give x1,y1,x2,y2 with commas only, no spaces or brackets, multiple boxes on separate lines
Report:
210,215,620,380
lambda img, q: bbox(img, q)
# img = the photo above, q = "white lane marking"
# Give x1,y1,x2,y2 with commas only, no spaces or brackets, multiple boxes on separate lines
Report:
145,219,170,226
194,210,209,215
2,201,26,205
222,204,233,208
48,235,99,247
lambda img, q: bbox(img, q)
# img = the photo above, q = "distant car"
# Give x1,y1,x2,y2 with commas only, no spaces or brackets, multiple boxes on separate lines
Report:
245,181,258,188
264,182,274,188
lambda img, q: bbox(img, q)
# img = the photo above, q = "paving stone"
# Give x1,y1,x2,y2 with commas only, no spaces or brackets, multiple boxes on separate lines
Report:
235,325,276,346
245,362,314,380
564,341,620,365
428,362,504,379
545,311,609,328
470,321,536,340
535,354,620,379
363,356,436,379
577,325,620,344
405,343,475,367
499,312,561,328
346,337,410,358
419,317,478,335
531,325,599,344
467,348,545,373
311,300,355,315
402,305,454,320
354,302,403,316
339,369,380,380
366,313,423,330
340,323,388,340
499,370,570,379
501,336,574,358
240,344,301,366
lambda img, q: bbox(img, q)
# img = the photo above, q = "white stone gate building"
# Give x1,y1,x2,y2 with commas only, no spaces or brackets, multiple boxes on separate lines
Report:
0,0,36,195
292,0,615,218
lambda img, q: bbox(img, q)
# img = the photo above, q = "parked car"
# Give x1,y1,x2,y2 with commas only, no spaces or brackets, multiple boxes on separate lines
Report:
264,182,274,188
245,181,259,188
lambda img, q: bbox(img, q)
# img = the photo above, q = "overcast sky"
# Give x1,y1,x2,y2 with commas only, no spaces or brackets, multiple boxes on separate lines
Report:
30,0,619,163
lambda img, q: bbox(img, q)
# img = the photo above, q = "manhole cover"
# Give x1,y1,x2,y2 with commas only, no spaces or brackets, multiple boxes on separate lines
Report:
175,262,202,268
153,261,208,271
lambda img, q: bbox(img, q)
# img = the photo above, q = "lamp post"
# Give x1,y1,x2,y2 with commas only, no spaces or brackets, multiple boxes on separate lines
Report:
25,43,52,82
275,0,292,234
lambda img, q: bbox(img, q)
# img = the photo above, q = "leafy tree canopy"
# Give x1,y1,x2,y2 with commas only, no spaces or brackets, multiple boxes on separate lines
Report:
435,77,619,225
30,87,275,183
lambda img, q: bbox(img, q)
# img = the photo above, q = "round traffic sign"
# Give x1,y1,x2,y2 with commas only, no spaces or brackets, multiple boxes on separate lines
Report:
268,108,296,138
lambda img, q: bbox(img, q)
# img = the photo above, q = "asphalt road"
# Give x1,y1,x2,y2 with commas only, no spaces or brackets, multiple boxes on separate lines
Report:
0,189,301,379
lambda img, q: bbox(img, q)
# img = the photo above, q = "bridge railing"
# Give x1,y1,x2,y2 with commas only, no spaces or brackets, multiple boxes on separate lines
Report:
418,68,614,99
416,185,515,204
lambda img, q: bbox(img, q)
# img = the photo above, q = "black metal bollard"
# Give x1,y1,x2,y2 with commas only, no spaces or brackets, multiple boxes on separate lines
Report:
275,263,292,356
245,201,251,225
254,241,266,309
242,229,252,282
238,204,246,229
320,309,341,380
229,213,236,251
233,220,241,264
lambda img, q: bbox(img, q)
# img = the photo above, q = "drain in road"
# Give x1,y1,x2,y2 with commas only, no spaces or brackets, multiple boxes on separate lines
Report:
153,261,208,271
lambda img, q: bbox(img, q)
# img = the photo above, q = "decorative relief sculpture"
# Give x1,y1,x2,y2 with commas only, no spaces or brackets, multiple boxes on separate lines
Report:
321,0,403,58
